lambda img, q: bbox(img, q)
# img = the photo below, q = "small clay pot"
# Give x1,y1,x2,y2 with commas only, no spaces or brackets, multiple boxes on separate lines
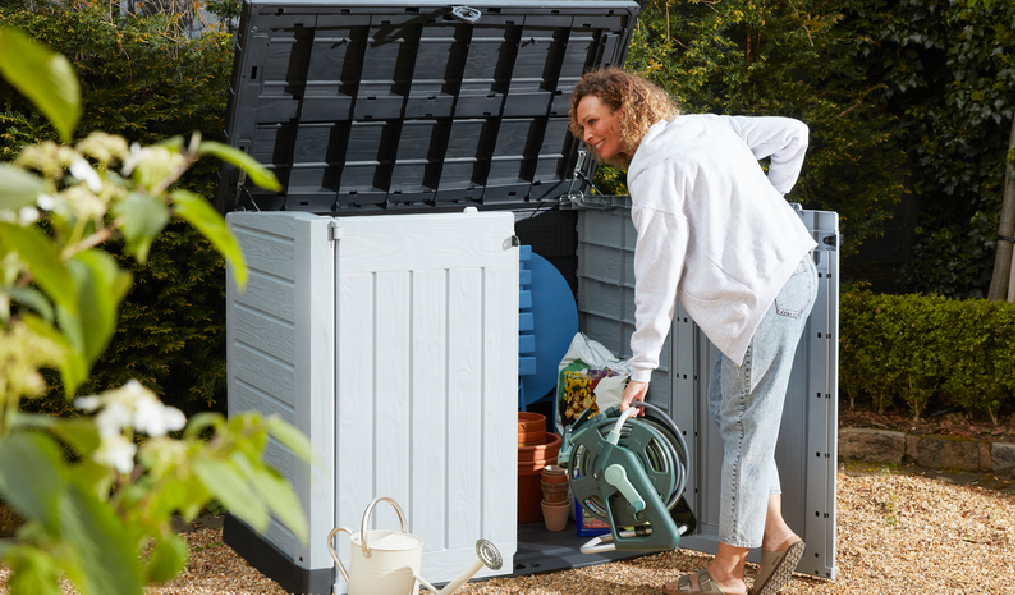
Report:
540,465,569,503
541,499,570,532
518,412,547,446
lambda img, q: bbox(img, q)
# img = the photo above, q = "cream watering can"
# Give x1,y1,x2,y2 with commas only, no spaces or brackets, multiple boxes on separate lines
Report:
327,496,502,595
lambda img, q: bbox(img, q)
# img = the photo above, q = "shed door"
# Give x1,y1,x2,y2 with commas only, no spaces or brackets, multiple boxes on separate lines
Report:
330,211,519,587
578,208,838,579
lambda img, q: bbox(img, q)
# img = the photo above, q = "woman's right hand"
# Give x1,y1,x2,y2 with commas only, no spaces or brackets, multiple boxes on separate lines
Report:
621,380,648,416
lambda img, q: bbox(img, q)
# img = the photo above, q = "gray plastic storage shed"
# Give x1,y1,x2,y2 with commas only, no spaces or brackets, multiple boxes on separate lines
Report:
217,1,838,592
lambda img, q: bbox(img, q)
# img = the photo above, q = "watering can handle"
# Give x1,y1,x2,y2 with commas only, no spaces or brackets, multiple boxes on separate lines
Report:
326,526,354,584
359,496,410,558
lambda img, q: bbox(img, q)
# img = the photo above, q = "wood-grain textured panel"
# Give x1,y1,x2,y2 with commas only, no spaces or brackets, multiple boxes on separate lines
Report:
446,267,483,550
235,270,296,323
372,270,412,532
232,343,296,406
228,211,298,239
481,264,519,545
411,269,449,550
233,227,297,281
232,303,296,365
335,271,376,555
336,213,514,273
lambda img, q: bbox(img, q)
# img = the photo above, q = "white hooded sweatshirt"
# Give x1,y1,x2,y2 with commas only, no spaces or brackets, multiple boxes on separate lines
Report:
627,115,817,383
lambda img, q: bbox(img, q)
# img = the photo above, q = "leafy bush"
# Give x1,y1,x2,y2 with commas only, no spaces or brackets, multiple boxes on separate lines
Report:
622,0,909,257
1,5,234,416
840,0,1015,297
840,290,1015,423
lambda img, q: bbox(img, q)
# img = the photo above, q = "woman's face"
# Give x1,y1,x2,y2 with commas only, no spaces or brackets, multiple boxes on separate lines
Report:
576,95,623,160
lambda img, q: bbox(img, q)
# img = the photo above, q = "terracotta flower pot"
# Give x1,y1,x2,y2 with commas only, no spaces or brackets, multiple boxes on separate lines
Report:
518,432,561,464
540,465,569,503
541,499,570,532
518,434,561,523
518,412,546,446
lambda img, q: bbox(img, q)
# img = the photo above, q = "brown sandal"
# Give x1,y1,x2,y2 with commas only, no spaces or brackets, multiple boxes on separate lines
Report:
751,536,805,595
662,569,747,594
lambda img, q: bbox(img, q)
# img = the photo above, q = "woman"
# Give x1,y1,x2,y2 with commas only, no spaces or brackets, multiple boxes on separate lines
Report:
569,68,817,595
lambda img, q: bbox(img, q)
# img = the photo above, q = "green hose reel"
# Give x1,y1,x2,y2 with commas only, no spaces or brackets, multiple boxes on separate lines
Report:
564,402,690,553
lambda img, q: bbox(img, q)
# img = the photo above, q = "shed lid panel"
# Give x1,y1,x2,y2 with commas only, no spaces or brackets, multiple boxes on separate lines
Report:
216,0,639,214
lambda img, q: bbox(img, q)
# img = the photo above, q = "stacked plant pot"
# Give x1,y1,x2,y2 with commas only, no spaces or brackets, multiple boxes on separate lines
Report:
539,464,570,531
517,413,560,523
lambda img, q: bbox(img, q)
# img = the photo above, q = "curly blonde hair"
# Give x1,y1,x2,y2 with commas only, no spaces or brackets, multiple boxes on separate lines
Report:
568,68,679,169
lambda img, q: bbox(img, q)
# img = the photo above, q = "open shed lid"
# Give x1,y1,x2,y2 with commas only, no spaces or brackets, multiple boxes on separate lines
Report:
215,0,639,214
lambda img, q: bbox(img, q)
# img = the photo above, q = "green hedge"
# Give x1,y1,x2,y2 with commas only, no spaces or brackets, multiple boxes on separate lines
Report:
2,6,234,417
840,290,1015,423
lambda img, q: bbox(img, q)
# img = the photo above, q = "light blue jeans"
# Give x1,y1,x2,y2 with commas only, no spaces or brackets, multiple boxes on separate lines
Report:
707,255,817,548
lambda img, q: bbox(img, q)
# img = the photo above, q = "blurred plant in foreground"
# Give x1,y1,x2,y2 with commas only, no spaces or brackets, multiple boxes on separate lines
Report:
0,26,311,594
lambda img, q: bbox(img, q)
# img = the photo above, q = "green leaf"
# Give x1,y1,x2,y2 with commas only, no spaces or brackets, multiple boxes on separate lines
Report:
198,141,281,192
113,192,170,263
49,418,102,459
21,313,87,395
0,432,67,534
6,285,54,323
0,164,46,211
184,412,224,438
0,28,80,143
0,222,77,317
61,249,131,367
4,545,62,595
265,415,315,463
146,534,189,584
171,189,247,289
193,459,268,532
249,465,308,544
59,483,144,595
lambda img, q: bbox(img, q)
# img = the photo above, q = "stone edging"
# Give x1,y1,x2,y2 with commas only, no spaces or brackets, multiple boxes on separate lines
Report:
839,427,1015,474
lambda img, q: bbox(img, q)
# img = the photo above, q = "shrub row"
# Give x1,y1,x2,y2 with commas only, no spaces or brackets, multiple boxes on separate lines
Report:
2,6,235,417
840,290,1015,424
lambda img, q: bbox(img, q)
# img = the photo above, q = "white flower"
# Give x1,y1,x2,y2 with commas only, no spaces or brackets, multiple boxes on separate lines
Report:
96,401,133,440
70,158,102,193
121,143,143,176
63,185,106,220
133,395,186,437
74,380,189,473
92,435,137,474
18,206,39,223
74,396,100,410
37,193,57,210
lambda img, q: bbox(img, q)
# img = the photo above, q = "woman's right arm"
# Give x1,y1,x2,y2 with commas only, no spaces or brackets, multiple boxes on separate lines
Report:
628,190,689,385
724,116,809,195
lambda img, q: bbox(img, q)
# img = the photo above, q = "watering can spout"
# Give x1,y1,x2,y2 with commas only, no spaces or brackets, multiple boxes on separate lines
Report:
418,539,503,594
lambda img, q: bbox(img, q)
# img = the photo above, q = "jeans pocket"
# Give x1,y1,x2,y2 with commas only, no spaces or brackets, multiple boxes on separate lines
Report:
775,260,813,318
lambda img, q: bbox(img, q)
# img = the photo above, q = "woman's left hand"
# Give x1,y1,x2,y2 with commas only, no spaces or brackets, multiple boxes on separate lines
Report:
621,380,648,416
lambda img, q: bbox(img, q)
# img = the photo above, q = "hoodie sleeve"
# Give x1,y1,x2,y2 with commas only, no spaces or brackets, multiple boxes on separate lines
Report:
628,198,689,384
724,116,809,195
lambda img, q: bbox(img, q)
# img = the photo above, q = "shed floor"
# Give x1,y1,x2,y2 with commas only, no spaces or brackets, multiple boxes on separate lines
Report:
507,522,643,577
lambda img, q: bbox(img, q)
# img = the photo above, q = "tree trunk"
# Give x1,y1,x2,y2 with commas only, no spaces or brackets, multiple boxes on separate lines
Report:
987,117,1015,300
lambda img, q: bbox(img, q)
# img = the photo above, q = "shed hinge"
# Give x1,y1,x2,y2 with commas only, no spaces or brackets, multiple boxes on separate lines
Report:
560,149,630,210
814,232,840,251
328,220,342,241
503,235,520,250
559,191,631,210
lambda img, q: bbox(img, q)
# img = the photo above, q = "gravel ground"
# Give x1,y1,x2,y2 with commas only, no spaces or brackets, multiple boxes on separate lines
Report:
3,468,1014,594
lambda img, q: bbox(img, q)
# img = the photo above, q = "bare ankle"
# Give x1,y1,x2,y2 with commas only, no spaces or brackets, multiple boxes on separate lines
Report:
761,528,797,551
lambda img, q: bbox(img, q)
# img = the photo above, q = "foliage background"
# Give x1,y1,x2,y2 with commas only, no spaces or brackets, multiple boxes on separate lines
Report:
1,0,1012,418
1,4,234,416
840,289,1015,424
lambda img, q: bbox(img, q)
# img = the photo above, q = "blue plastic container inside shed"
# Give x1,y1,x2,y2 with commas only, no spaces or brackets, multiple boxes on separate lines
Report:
215,0,639,216
215,1,642,593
